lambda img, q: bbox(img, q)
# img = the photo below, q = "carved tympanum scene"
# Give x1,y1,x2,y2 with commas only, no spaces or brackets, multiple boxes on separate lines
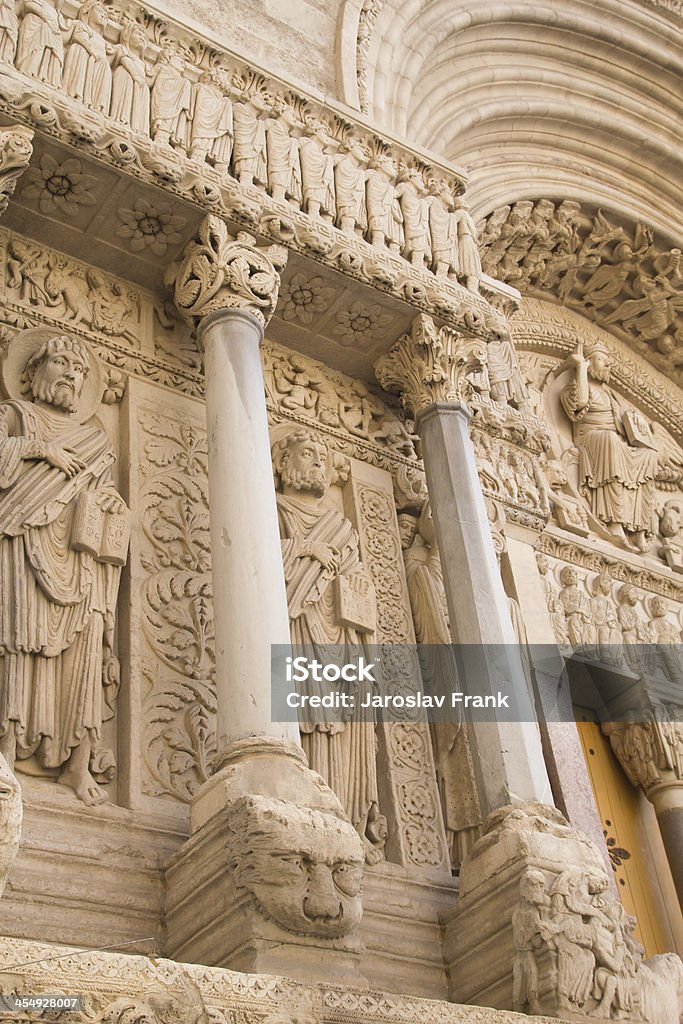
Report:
0,1,681,1023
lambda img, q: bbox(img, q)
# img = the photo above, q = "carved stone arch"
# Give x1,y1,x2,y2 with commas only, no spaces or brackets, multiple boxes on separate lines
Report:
342,0,683,237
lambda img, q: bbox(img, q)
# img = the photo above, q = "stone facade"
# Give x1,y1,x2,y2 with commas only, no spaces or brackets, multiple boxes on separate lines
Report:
0,2,681,1023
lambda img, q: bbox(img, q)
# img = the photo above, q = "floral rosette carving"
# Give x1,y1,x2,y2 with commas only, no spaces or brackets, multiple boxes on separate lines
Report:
165,215,287,331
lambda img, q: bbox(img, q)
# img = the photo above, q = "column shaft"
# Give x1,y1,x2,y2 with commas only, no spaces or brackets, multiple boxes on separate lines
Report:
200,308,298,752
418,404,551,813
648,782,683,909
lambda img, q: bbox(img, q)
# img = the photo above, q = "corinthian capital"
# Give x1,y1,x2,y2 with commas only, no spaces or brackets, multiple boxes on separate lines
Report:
165,214,287,330
374,313,486,420
0,125,33,216
603,707,683,793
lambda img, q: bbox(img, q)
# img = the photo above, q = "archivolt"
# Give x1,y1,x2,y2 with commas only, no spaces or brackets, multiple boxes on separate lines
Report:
338,0,683,235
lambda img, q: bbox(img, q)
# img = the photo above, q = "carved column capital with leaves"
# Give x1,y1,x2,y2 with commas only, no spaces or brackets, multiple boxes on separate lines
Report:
165,214,288,332
603,708,683,793
0,124,33,216
374,313,486,421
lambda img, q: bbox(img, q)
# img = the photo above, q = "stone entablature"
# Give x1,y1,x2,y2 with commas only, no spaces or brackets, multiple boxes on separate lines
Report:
0,0,517,348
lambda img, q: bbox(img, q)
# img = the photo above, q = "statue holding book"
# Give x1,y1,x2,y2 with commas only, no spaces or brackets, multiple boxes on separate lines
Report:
0,329,130,805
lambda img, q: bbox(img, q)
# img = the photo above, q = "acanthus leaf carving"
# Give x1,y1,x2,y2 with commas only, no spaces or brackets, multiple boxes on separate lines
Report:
165,215,287,330
375,313,485,419
0,123,33,215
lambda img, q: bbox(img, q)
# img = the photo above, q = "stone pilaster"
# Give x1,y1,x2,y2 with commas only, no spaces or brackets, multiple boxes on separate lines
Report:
163,215,366,982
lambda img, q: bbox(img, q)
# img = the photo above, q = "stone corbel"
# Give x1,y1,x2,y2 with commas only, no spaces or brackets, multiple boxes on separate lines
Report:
0,124,33,217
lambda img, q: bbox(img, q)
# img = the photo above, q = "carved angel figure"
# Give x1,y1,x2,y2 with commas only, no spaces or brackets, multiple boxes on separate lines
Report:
62,0,112,114
15,0,65,86
0,331,130,805
272,428,386,862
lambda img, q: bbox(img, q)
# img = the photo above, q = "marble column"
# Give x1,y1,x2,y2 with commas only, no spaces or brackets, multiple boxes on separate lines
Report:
167,217,300,780
164,215,365,980
649,781,683,907
376,314,551,817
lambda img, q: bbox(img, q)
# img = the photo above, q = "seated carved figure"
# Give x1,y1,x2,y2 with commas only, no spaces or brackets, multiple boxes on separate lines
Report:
0,329,129,805
560,339,658,549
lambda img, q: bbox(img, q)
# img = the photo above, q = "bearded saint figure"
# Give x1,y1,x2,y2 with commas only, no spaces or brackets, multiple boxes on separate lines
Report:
0,330,129,805
272,427,386,861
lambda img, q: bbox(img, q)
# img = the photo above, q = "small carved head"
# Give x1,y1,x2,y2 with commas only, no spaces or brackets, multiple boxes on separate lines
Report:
229,797,364,937
272,428,328,498
595,572,612,596
559,565,578,588
618,583,638,607
24,334,90,413
660,499,683,539
584,340,611,383
651,596,668,619
519,868,547,905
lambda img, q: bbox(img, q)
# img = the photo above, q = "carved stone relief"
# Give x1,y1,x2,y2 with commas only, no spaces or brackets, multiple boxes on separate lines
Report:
0,0,486,293
401,503,482,871
0,752,21,899
511,860,683,1022
125,381,213,806
514,320,683,567
479,201,683,383
0,328,129,805
271,426,385,863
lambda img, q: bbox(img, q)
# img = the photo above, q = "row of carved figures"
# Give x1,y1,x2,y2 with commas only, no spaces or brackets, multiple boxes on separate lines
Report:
0,0,482,287
539,558,683,681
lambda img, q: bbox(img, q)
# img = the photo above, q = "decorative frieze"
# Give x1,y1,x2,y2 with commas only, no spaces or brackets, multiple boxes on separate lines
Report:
480,201,683,383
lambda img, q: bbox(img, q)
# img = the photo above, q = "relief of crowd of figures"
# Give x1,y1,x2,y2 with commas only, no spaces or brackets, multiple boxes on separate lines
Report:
0,0,485,291
478,200,683,377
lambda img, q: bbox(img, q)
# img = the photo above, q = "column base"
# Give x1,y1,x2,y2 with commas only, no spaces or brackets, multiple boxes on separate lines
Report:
443,802,683,1023
165,737,367,985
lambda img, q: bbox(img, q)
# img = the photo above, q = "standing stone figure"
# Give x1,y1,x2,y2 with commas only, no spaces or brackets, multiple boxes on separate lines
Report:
15,0,65,86
402,503,481,871
452,198,482,291
110,21,150,135
272,428,385,861
366,154,402,252
560,339,658,548
427,179,458,277
0,0,18,65
0,330,130,806
62,0,112,114
189,70,233,173
150,42,191,148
